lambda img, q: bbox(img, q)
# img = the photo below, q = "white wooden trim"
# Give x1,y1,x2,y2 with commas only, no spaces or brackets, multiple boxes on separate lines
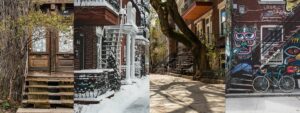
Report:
218,1,226,37
218,0,226,9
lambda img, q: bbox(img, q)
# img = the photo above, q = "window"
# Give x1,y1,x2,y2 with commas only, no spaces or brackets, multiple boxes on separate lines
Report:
205,18,211,45
196,21,203,38
220,9,227,36
59,27,73,53
32,27,46,52
261,26,283,64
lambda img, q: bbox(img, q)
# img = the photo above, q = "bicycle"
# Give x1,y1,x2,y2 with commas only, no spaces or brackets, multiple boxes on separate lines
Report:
252,65,295,93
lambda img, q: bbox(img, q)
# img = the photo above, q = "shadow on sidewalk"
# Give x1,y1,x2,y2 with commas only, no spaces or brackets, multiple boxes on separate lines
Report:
150,75,225,113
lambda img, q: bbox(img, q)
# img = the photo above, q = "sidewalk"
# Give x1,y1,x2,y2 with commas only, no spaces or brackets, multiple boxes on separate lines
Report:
226,96,300,113
150,74,225,113
226,89,300,98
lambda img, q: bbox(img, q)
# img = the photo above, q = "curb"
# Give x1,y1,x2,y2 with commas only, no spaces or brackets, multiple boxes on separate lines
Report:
226,93,300,98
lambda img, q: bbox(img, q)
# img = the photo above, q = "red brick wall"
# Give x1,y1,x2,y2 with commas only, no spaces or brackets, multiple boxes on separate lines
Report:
74,26,98,69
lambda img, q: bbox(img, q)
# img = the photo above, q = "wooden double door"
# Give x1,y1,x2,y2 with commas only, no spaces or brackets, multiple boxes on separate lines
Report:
29,27,74,72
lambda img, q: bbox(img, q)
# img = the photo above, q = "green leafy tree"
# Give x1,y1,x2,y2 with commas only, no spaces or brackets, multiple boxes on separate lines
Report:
149,18,168,72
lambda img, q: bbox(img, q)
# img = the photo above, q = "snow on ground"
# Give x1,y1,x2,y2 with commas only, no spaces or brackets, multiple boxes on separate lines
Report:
75,76,150,113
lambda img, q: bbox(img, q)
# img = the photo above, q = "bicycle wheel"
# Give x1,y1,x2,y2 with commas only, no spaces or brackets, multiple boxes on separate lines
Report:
279,76,295,93
252,76,269,92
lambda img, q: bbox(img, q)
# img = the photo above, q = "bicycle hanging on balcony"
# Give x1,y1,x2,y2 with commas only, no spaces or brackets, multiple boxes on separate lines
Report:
252,65,295,93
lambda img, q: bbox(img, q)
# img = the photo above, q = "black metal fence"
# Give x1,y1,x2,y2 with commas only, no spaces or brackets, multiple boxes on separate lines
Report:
74,69,121,98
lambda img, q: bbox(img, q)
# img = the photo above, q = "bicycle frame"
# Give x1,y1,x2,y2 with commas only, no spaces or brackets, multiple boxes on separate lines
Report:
258,66,285,88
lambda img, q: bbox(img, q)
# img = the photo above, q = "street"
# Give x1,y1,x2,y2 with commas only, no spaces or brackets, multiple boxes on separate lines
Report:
226,97,300,113
150,74,225,113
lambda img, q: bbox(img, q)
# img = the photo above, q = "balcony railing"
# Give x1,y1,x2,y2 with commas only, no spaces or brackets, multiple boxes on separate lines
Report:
75,0,120,11
181,0,211,14
75,49,121,100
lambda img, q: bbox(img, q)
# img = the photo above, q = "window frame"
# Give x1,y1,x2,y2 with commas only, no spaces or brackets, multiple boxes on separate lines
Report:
260,25,284,65
31,27,47,53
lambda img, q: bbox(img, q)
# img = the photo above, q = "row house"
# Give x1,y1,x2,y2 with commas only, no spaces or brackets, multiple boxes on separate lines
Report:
172,0,227,74
73,0,150,103
22,0,74,109
227,0,300,93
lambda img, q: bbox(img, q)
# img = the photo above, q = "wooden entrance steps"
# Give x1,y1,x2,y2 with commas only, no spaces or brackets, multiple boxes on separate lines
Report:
23,72,74,108
17,108,73,113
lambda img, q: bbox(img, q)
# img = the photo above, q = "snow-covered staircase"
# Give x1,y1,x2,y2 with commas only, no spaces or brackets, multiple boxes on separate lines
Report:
101,33,121,69
22,72,74,108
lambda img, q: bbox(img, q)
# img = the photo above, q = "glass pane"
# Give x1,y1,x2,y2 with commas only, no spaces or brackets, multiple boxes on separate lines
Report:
59,27,73,53
32,27,46,52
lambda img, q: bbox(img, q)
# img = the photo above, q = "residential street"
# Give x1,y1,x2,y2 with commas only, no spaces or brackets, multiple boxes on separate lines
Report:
150,74,225,113
226,97,300,113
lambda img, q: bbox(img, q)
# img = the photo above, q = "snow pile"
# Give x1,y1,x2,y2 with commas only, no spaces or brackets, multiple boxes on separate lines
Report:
75,76,150,113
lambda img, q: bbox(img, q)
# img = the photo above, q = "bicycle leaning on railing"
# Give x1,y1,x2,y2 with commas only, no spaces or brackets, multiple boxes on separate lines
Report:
252,65,296,93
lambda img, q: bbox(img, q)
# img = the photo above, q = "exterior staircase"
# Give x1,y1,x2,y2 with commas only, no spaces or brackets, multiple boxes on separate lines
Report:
260,25,300,68
226,6,300,93
22,72,74,108
260,6,300,68
174,52,193,74
227,73,253,93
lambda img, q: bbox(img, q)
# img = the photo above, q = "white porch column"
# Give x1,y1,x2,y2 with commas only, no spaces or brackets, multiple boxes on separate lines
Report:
126,34,132,84
130,34,136,80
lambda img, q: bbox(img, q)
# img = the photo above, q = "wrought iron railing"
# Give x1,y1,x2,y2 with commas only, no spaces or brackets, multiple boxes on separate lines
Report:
74,69,113,98
106,0,120,10
75,0,120,11
74,53,121,99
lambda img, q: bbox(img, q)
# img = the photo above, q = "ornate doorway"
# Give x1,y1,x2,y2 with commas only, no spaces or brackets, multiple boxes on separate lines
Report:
28,27,74,72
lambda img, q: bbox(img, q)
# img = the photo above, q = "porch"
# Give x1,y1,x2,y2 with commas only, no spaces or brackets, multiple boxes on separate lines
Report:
22,72,74,108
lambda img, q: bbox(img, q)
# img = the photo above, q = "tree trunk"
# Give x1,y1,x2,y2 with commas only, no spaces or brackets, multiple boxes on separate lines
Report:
192,45,210,80
0,0,30,103
150,0,211,79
